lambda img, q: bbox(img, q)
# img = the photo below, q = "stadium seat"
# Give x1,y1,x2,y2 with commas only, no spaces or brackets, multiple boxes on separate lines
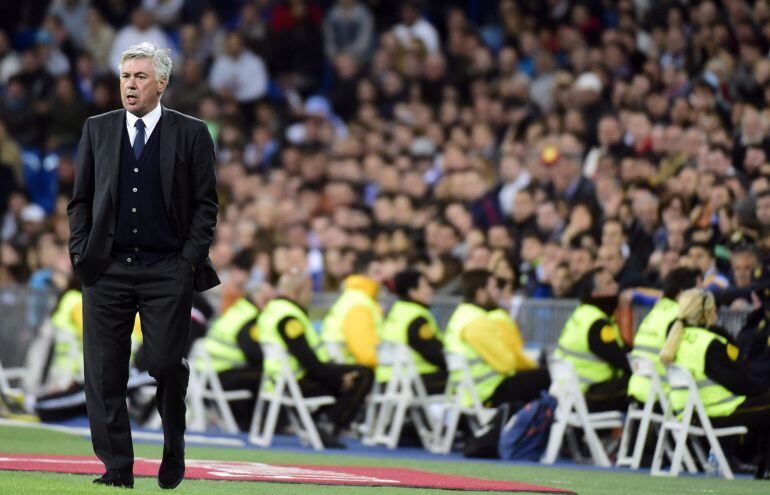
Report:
430,352,497,454
248,342,335,450
187,339,253,434
362,343,440,450
650,364,747,479
541,358,624,467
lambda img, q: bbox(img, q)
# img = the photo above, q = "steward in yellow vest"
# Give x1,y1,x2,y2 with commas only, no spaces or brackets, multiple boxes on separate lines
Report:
378,270,447,394
660,289,770,479
445,270,550,409
628,267,700,404
259,270,373,448
556,268,630,411
321,274,383,367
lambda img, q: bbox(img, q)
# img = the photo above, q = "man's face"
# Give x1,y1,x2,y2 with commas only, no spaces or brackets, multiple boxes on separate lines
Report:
409,276,434,305
569,248,593,279
120,57,166,116
601,222,624,247
596,244,624,276
592,269,619,297
731,253,758,288
688,246,713,273
757,196,770,227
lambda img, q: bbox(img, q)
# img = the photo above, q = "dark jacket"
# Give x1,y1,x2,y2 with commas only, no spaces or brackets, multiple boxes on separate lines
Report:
67,106,220,291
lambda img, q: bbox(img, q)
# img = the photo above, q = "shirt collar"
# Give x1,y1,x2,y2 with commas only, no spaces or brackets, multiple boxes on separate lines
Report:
126,102,162,132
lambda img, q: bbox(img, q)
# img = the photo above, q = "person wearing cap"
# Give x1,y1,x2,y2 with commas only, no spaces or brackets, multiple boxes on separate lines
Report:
555,268,631,411
377,269,447,394
196,251,264,432
321,255,383,369
660,289,770,479
258,269,374,448
627,267,700,405
445,270,550,411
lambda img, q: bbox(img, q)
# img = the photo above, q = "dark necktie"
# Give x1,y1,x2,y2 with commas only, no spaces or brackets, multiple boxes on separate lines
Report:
133,119,146,160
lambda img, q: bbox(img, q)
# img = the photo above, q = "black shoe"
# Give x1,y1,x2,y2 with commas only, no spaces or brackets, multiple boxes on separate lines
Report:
93,471,134,488
158,448,185,489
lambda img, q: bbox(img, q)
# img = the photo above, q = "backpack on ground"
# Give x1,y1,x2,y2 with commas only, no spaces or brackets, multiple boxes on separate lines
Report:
498,391,557,461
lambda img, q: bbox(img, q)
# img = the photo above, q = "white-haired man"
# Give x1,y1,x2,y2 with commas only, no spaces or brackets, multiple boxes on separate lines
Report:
68,42,219,489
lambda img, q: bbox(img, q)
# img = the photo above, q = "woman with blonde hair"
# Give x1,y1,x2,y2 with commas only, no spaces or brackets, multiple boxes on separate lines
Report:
660,289,770,479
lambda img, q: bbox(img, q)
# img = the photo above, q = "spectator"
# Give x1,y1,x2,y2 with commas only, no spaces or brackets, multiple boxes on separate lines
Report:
269,0,325,96
208,32,268,108
323,0,374,63
0,31,21,84
82,8,115,74
48,0,90,48
108,8,172,74
392,0,440,54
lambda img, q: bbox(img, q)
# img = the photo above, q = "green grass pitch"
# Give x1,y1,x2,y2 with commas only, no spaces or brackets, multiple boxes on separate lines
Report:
0,425,767,494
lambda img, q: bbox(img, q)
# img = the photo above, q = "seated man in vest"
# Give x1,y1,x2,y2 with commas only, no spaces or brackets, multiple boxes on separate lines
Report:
660,289,770,479
628,267,700,405
199,252,268,431
556,268,630,411
378,269,447,395
259,269,374,448
321,256,383,368
446,270,550,411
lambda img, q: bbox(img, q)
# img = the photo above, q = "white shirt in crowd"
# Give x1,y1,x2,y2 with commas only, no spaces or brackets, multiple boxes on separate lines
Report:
208,50,268,103
393,18,440,54
109,25,173,74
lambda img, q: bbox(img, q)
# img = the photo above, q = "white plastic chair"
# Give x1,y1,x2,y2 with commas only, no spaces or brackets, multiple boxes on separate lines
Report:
0,357,25,399
651,364,747,479
541,358,624,467
430,352,497,454
187,339,253,434
363,343,440,450
248,343,335,450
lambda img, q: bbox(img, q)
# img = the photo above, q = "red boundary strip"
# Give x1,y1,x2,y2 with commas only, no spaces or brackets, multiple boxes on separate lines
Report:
0,453,573,493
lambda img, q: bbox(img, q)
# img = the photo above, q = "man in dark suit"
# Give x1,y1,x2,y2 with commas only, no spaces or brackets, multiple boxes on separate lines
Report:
67,42,219,490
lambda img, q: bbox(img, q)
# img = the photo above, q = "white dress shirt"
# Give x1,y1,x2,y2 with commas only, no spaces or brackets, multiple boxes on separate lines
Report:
125,102,162,146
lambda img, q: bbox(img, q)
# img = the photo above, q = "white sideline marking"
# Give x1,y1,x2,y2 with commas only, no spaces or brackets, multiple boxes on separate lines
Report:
0,419,245,447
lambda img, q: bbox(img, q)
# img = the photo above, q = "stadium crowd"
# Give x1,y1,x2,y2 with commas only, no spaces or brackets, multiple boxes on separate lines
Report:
3,0,770,308
2,0,770,478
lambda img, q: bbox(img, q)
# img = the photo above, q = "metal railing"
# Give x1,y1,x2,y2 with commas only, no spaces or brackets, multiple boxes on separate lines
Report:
0,286,753,372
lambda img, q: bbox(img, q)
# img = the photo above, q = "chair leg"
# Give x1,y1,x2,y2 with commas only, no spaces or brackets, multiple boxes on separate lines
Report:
542,402,570,464
650,422,670,476
207,369,240,434
669,408,694,477
436,399,461,454
630,400,656,469
616,403,638,467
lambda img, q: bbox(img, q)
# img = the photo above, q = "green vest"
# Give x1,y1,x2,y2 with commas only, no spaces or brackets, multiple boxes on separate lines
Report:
376,300,443,383
50,290,83,376
628,297,678,403
258,298,327,383
671,326,746,417
321,288,382,363
202,297,259,373
555,303,622,392
445,303,506,406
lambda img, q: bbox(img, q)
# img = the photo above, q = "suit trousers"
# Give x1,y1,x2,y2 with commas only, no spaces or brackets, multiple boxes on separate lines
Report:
82,255,193,473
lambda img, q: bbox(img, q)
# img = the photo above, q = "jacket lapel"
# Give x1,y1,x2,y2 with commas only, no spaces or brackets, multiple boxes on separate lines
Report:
159,106,177,212
108,110,125,212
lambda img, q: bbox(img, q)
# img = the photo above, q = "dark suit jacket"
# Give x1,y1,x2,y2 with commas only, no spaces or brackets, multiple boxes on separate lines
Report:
67,106,220,292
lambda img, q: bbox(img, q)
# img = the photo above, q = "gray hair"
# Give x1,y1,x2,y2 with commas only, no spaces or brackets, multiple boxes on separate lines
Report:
119,42,172,82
